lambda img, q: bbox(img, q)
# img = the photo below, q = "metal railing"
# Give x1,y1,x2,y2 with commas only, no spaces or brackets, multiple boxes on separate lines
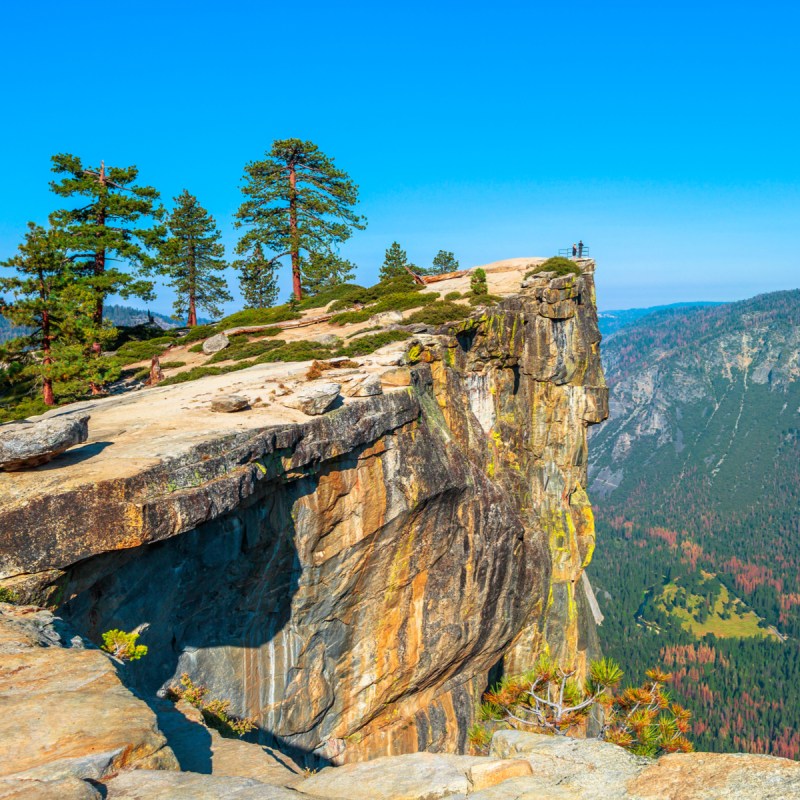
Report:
558,246,591,258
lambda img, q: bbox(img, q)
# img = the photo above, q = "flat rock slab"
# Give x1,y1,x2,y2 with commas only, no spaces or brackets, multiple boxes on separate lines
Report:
210,395,250,413
282,382,341,415
0,776,101,800
103,770,340,799
0,414,89,471
202,333,230,355
298,752,523,800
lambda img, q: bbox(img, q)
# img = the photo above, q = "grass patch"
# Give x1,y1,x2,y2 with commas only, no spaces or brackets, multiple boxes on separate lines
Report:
298,283,367,310
468,294,503,306
405,302,472,326
207,339,285,364
253,341,335,364
159,362,254,386
526,256,581,278
331,291,437,325
444,291,462,301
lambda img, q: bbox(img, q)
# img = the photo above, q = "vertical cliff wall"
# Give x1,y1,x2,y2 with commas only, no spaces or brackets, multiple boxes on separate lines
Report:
0,262,607,764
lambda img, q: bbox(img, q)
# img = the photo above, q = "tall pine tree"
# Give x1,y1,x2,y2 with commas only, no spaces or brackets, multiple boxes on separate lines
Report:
236,243,279,309
235,139,365,300
432,249,459,274
49,154,163,332
0,223,114,407
161,190,231,325
302,251,356,296
379,241,410,280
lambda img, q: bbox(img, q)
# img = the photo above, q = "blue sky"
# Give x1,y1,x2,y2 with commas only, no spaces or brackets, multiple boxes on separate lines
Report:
1,1,798,313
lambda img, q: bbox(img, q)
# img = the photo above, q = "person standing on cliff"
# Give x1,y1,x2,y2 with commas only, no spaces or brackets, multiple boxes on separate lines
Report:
572,243,577,257
578,240,584,257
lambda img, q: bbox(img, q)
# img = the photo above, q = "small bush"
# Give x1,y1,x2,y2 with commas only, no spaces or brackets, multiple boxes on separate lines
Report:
337,330,412,357
101,629,148,662
188,342,205,353
331,291,437,325
0,587,19,604
160,361,186,370
180,324,217,343
444,291,462,301
405,302,471,326
207,339,285,364
299,283,367,310
526,257,581,278
114,337,175,366
167,673,257,739
470,268,488,297
216,306,301,329
253,341,335,364
159,362,253,386
468,294,503,306
331,309,373,325
346,325,381,338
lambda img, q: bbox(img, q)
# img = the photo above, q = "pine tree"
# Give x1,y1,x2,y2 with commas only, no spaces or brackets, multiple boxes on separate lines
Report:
302,251,356,296
432,249,459,275
234,139,365,301
49,154,164,332
0,223,115,407
236,243,279,309
161,190,232,325
379,242,409,281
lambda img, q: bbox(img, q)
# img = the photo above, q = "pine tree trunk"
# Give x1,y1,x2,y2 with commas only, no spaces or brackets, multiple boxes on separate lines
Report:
289,163,302,300
41,302,55,407
188,241,197,326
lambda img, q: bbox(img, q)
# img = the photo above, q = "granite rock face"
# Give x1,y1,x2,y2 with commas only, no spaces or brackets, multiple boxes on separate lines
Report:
0,264,608,764
0,414,89,471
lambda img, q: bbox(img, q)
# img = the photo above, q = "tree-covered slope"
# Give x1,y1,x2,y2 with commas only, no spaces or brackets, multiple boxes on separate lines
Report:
588,289,800,759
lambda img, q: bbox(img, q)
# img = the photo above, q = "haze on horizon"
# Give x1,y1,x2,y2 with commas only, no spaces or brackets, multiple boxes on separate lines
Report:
1,1,798,314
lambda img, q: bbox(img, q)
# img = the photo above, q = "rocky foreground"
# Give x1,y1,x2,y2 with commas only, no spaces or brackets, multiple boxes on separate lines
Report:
1,605,797,800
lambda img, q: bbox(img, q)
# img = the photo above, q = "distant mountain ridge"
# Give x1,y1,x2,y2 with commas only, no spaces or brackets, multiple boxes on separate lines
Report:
0,304,210,343
587,288,800,759
597,301,725,338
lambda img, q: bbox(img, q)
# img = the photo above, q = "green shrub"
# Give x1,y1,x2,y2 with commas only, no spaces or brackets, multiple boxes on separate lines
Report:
298,283,367,310
160,361,186,369
346,325,381,338
207,339,285,364
159,362,253,386
331,309,373,325
337,330,411,356
468,294,503,306
0,396,50,423
470,268,488,297
215,305,302,329
331,290,437,325
253,341,335,364
405,302,472,326
114,337,175,365
180,324,217,343
0,587,19,604
444,291,462,301
188,342,205,353
526,256,581,278
167,673,257,739
101,629,148,661
247,327,281,339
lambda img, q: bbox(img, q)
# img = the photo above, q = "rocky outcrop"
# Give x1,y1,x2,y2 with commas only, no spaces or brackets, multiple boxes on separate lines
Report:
0,414,89,471
0,262,607,765
0,605,177,797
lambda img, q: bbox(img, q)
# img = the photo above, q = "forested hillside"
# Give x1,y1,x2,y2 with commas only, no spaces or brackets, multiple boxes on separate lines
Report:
588,290,800,758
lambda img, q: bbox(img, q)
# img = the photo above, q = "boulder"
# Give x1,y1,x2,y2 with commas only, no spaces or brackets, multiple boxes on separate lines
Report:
0,415,89,471
0,606,178,784
282,382,341,415
0,776,101,799
369,310,404,326
298,752,486,799
312,334,341,346
342,374,383,398
202,334,230,355
380,367,412,387
210,395,250,413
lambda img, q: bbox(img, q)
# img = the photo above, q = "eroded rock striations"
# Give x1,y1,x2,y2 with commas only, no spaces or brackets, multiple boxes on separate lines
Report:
0,263,607,764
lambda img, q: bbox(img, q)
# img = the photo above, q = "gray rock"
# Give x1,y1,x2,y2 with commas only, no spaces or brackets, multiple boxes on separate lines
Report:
282,382,341,415
210,395,250,413
0,415,89,471
369,310,404,326
0,776,102,799
202,333,230,355
312,334,341,346
342,374,383,398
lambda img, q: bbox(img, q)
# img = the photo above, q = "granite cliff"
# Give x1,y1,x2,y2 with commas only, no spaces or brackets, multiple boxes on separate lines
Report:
0,260,607,765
